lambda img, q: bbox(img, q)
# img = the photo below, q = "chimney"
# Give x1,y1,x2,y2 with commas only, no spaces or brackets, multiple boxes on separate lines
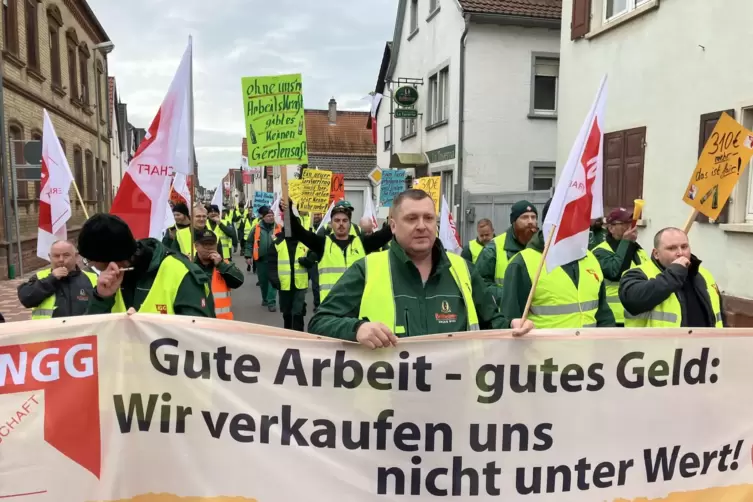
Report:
328,97,337,124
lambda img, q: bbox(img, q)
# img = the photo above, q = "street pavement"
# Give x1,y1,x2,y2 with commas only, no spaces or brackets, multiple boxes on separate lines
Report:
0,254,316,329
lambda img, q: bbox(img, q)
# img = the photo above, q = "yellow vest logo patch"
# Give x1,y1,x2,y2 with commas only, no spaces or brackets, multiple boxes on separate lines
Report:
155,304,168,314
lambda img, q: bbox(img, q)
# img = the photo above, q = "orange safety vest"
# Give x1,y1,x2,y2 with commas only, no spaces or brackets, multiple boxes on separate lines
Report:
253,223,281,261
211,263,233,320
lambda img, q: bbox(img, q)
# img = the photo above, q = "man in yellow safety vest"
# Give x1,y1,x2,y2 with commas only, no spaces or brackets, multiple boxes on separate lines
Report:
619,227,724,328
163,202,192,255
461,218,495,264
78,214,213,316
269,223,310,331
194,229,244,320
207,204,237,260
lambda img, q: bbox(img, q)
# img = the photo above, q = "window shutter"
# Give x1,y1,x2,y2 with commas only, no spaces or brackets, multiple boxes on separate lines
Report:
696,110,735,224
623,127,646,209
571,0,591,40
603,131,625,214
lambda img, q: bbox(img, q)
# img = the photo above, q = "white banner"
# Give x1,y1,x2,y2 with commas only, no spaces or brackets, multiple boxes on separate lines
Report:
0,316,751,501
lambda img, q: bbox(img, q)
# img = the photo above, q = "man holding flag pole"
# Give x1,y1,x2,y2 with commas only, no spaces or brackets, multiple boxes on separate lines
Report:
499,76,615,333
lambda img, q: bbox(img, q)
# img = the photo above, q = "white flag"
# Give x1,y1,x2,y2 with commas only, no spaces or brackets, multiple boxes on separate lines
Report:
37,109,75,261
172,172,192,209
439,195,462,254
211,180,223,209
163,201,176,234
544,75,607,272
363,186,379,229
316,202,335,234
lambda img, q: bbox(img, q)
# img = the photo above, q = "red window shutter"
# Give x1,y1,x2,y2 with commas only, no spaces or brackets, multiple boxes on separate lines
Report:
602,131,625,214
571,0,591,40
696,110,735,224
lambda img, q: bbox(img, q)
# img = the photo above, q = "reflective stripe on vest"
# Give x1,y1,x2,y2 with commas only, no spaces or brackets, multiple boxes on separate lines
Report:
112,255,193,314
276,240,309,291
493,232,513,285
468,240,484,264
594,241,650,324
624,261,723,328
253,224,281,261
31,268,97,320
318,237,365,302
358,250,479,333
520,248,603,329
212,264,233,320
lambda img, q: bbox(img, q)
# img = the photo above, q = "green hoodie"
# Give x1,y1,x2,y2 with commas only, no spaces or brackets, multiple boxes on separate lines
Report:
498,231,616,328
244,220,277,260
86,238,214,317
308,239,505,339
473,227,528,304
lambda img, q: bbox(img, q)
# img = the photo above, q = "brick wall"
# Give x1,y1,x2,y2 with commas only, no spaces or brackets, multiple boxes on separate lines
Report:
0,0,111,279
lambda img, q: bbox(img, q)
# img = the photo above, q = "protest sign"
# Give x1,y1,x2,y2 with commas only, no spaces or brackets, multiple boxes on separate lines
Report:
683,112,753,220
289,179,303,205
329,173,345,205
2,314,752,501
241,73,308,168
414,176,441,214
298,169,332,213
379,169,406,207
252,191,275,213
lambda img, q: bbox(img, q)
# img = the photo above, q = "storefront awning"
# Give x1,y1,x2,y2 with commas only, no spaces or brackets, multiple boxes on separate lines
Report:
390,152,429,169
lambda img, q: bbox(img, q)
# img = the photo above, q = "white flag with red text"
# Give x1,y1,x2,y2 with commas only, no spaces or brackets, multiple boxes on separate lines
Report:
543,75,607,272
439,195,462,254
37,110,75,261
172,172,192,209
369,93,382,145
363,186,378,229
110,39,193,239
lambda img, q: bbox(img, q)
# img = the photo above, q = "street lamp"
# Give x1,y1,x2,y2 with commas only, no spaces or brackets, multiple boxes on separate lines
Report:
92,41,114,212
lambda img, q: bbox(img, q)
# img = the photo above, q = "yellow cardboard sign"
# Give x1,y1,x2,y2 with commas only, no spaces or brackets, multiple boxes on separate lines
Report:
413,176,441,214
683,113,753,220
297,169,332,213
289,179,302,204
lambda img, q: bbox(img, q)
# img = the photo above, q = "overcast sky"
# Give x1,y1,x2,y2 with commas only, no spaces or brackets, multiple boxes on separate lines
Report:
87,0,397,187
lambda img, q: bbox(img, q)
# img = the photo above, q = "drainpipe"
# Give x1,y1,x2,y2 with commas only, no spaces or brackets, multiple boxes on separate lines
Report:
457,16,470,241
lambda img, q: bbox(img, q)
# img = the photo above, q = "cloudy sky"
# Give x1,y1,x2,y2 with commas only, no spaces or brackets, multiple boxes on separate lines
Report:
87,0,398,187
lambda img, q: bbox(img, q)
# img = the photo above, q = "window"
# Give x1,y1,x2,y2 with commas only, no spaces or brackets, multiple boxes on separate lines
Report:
48,7,62,88
605,0,650,21
401,117,416,139
603,127,646,214
85,150,95,199
696,110,734,224
73,146,83,198
30,129,41,197
409,0,418,33
530,55,559,117
529,162,556,191
428,67,449,126
98,63,106,121
58,137,66,154
384,124,391,151
79,44,90,105
8,123,26,198
3,0,19,55
67,33,78,103
440,170,453,207
24,0,38,71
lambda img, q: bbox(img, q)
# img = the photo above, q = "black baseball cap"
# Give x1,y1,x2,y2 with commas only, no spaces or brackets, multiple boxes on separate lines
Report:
195,229,217,245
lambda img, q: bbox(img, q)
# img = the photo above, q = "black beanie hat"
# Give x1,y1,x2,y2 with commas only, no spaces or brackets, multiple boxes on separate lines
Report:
172,203,189,218
509,200,538,224
78,214,137,263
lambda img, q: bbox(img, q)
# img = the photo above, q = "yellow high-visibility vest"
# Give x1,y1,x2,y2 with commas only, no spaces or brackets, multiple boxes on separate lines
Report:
468,239,484,264
492,232,515,286
31,268,97,320
520,248,603,329
594,241,650,324
624,261,723,328
358,250,479,334
209,220,233,259
275,240,309,291
318,237,365,302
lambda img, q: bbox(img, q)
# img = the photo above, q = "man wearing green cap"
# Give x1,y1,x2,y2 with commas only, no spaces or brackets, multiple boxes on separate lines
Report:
474,200,539,318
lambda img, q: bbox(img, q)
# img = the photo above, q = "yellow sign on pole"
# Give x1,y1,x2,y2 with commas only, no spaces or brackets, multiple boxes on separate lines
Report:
289,179,303,204
683,113,753,220
297,169,332,213
241,73,308,168
413,176,441,214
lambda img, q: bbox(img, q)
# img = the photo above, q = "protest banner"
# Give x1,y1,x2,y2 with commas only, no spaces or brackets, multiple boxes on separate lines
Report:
252,191,275,213
241,73,308,168
683,112,753,224
289,179,303,205
298,169,332,213
1,315,752,501
379,169,406,207
329,173,345,205
414,175,441,213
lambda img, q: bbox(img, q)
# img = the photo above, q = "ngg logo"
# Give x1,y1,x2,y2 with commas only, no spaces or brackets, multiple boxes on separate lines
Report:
0,343,94,387
0,335,101,478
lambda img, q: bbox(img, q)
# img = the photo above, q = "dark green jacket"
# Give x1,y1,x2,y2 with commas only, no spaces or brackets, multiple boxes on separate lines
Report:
498,231,616,328
473,227,528,306
308,240,505,339
244,221,276,260
87,238,214,317
588,227,607,250
591,234,646,282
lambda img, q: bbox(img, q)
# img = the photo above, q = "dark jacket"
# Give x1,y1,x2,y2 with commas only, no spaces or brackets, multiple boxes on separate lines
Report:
87,238,213,317
591,234,647,282
308,239,505,339
473,227,528,305
17,266,94,317
194,256,245,289
269,233,308,291
498,230,616,328
244,220,277,261
291,214,391,260
618,255,724,327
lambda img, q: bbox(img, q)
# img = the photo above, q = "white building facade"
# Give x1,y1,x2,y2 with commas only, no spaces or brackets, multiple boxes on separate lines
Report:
558,0,753,323
375,0,561,217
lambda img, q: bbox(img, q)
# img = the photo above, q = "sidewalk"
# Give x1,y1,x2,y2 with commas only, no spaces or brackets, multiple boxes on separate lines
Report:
0,270,41,322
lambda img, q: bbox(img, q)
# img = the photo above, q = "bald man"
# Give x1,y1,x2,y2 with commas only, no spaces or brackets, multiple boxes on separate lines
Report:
17,240,97,320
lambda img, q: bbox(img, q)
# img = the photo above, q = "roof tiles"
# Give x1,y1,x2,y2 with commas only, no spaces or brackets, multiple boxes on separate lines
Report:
458,0,562,19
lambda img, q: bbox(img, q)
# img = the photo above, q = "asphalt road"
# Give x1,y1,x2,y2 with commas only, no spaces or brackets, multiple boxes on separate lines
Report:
228,254,316,329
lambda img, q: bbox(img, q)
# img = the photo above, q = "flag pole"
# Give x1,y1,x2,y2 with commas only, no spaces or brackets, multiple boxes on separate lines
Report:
71,180,89,219
519,224,557,329
187,35,195,258
280,166,291,237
